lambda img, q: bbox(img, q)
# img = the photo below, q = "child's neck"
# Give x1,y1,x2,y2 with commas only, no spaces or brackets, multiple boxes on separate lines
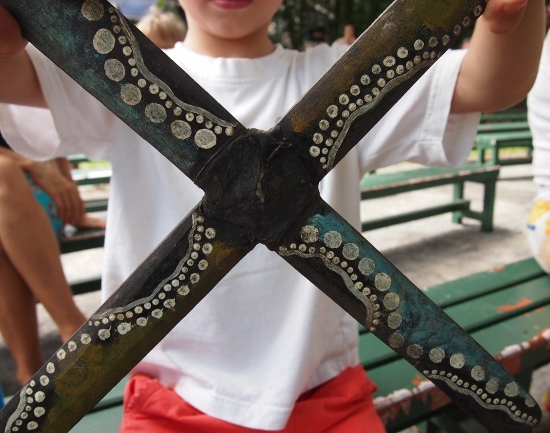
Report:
182,30,276,59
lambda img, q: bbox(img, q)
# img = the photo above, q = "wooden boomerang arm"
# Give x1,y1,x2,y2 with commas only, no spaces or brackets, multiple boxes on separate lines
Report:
0,0,245,182
272,0,486,182
0,208,254,433
273,200,541,433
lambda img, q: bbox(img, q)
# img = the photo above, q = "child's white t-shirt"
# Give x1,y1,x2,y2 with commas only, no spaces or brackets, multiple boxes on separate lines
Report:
528,31,550,201
0,42,479,430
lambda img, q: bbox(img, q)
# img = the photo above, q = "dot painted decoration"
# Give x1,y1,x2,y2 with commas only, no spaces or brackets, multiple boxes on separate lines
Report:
278,220,538,428
308,4,485,171
3,212,216,432
84,0,236,152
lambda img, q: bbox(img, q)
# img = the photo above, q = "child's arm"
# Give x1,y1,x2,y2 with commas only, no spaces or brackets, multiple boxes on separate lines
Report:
0,0,544,112
0,7,45,107
452,0,546,114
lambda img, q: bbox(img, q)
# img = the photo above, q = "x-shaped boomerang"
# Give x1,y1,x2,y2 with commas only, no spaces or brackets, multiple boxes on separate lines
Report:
0,0,543,432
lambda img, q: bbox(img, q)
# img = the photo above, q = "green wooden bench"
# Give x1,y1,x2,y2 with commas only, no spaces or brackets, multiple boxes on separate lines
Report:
480,110,527,124
475,129,533,166
15,257,543,432
477,120,530,134
60,160,111,295
60,162,110,255
360,163,500,232
365,257,550,432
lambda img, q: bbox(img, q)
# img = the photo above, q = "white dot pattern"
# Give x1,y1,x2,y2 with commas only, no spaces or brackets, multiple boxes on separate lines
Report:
309,13,480,171
277,219,536,428
86,1,235,153
4,211,217,432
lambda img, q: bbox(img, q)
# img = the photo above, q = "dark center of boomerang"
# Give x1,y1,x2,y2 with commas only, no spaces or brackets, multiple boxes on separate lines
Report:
196,129,320,246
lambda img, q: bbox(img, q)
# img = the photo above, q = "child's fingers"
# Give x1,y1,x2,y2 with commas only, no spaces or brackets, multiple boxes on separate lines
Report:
482,0,529,34
0,6,27,60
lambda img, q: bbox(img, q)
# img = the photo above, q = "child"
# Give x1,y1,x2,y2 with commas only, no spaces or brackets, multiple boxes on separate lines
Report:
0,0,545,431
135,10,187,49
527,29,550,275
527,25,550,412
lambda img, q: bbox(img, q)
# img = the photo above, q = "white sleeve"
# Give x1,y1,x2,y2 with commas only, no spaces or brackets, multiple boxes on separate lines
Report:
0,44,114,161
358,49,480,174
0,104,60,160
527,31,550,201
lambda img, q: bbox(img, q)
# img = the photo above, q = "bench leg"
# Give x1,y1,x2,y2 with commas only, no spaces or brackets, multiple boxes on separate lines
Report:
480,178,496,232
490,146,499,166
452,177,497,232
452,181,465,224
477,148,484,165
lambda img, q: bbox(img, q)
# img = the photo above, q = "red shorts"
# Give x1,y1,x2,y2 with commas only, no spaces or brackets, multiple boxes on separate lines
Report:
119,365,385,433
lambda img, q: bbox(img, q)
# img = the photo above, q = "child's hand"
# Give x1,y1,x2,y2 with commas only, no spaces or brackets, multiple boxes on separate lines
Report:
482,0,529,34
0,6,27,60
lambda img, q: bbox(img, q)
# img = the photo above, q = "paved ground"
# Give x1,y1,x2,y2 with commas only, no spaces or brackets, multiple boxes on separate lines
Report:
1,162,549,432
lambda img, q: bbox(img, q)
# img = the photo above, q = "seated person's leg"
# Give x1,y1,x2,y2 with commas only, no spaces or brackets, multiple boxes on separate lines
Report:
0,155,85,384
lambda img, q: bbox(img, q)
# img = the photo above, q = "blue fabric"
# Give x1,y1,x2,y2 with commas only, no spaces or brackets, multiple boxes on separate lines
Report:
26,174,64,239
0,381,4,409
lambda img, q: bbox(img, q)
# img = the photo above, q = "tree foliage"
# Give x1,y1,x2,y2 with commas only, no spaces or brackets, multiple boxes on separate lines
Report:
271,0,393,50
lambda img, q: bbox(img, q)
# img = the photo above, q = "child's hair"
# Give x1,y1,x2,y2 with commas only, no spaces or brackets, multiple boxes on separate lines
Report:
136,11,187,44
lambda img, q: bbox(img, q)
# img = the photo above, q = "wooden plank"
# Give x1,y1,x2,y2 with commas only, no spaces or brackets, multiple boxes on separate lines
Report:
84,199,108,213
443,276,550,333
59,229,105,254
361,200,470,231
480,110,527,124
476,131,532,144
477,121,530,134
425,258,547,307
371,308,550,432
360,265,550,369
360,164,498,199
71,167,112,187
69,405,122,432
70,277,102,296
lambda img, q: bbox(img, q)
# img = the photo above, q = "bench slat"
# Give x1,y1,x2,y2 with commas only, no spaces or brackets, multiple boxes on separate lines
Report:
476,130,532,143
360,260,550,369
360,164,498,198
69,404,122,432
476,121,529,134
70,277,102,296
361,200,470,231
424,258,546,307
480,111,527,124
371,306,550,432
60,229,105,254
444,276,550,333
360,163,499,232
